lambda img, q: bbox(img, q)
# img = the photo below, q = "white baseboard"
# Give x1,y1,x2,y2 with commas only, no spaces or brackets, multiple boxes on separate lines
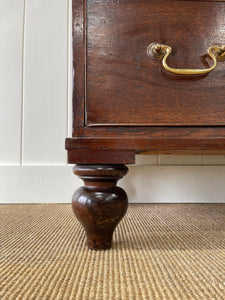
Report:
0,166,225,203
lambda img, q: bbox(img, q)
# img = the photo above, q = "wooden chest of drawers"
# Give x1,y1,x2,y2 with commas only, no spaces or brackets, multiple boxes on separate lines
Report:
66,0,225,250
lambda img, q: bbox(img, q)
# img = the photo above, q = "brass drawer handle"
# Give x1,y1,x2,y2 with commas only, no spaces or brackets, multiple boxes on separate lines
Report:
147,42,225,75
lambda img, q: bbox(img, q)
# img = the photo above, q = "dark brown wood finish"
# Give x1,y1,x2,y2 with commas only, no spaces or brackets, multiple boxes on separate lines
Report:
72,0,86,136
67,0,225,159
86,0,225,126
67,137,225,152
68,150,135,164
83,126,225,138
67,0,225,250
72,165,128,250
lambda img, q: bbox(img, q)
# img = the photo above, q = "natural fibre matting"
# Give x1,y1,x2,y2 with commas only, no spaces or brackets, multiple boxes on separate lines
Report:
1,204,225,300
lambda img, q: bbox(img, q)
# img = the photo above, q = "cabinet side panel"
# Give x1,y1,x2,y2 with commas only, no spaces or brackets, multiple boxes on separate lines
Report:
72,0,86,136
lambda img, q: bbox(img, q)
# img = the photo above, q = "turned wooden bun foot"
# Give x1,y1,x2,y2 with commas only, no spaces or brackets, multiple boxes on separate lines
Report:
72,165,129,250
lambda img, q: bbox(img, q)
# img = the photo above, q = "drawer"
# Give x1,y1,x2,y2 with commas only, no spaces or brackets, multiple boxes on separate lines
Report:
86,0,225,126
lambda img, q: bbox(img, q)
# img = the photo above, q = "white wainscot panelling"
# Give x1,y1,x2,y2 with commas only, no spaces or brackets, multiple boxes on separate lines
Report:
203,155,225,165
0,0,24,165
120,166,225,203
135,155,158,165
1,166,225,203
22,0,68,165
136,154,204,166
0,166,80,204
158,155,203,165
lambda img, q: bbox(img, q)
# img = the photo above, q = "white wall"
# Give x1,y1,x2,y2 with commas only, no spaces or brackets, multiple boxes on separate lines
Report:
1,0,225,203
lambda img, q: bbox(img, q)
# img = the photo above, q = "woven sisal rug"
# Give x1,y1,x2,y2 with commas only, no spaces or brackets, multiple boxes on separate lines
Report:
1,204,225,299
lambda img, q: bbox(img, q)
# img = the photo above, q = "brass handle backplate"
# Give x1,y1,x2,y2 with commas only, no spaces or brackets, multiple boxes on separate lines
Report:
147,42,225,75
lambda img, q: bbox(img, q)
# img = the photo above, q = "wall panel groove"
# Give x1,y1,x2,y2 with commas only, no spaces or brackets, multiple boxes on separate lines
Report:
0,0,25,165
20,0,27,166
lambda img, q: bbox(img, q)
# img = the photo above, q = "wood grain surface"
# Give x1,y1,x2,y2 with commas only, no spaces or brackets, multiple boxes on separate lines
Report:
67,0,225,162
86,0,225,126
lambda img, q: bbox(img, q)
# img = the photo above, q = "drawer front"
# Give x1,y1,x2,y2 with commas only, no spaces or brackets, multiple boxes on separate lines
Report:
86,0,225,126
